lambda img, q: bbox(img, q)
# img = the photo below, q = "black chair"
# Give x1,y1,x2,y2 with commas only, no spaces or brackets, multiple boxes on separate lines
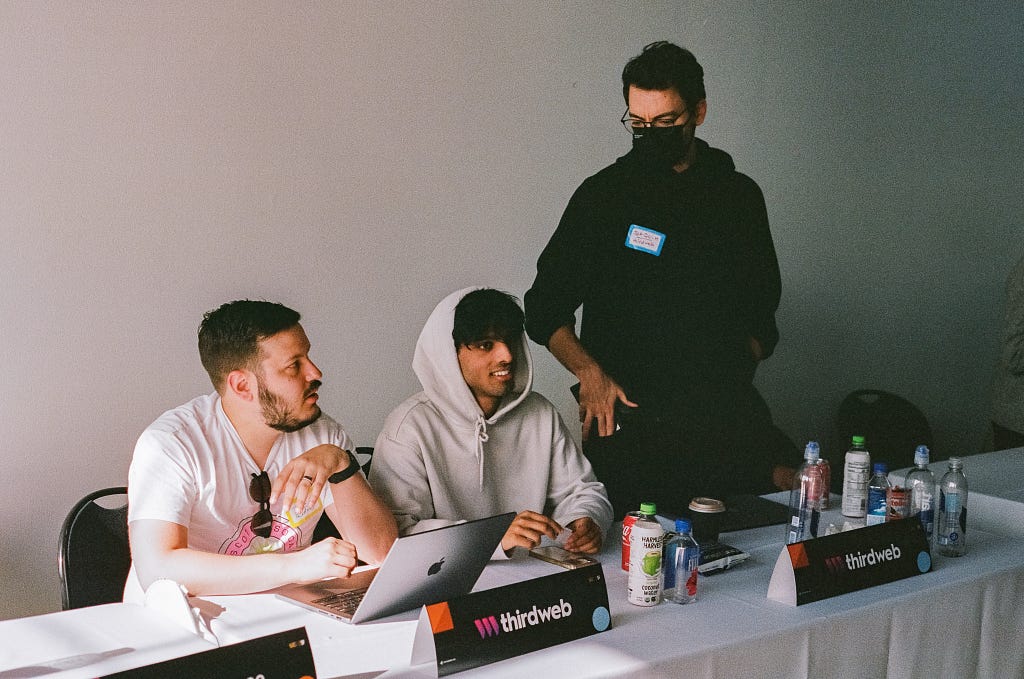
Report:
354,446,374,477
312,447,374,543
58,487,131,610
834,389,934,487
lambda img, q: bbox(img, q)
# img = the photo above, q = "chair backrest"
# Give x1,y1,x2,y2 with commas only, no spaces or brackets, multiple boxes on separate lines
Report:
354,446,374,476
834,389,934,485
58,487,130,610
312,447,375,543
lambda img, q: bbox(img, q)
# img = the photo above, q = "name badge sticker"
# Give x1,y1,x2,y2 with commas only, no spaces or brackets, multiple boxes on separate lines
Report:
624,224,666,256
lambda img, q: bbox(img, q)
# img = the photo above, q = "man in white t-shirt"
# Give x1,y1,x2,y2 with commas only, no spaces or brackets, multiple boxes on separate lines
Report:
125,300,397,601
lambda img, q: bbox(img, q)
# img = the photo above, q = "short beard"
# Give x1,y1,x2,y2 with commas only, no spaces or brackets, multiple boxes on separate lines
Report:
258,378,322,433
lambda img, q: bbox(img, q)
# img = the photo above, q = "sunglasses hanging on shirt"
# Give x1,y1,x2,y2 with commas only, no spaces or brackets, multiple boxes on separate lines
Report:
249,471,273,539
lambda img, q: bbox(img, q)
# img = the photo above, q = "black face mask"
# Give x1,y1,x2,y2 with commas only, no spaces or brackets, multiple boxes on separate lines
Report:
631,123,695,171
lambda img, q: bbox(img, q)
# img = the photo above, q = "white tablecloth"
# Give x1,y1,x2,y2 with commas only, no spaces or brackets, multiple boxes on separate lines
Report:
3,449,1024,679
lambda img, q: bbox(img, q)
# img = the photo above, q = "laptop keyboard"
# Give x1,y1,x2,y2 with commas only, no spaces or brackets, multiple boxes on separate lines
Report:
312,587,369,615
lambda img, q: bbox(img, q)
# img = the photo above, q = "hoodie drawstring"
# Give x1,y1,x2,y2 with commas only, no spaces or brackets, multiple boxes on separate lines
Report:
474,415,489,490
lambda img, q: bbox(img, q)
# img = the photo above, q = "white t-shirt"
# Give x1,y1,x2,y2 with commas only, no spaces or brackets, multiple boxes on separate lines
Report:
124,392,351,601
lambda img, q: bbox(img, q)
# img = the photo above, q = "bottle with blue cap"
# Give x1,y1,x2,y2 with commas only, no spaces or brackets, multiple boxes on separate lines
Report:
786,441,824,543
866,462,891,526
905,444,936,539
663,518,699,604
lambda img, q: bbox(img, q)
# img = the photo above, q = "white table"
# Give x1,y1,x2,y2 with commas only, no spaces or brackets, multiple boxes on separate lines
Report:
0,603,211,677
3,450,1024,679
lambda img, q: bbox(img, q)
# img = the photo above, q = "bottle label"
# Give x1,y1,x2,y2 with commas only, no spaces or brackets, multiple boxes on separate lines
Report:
841,455,871,517
886,487,910,521
866,485,887,525
627,521,664,606
666,543,700,603
681,545,700,597
937,491,967,546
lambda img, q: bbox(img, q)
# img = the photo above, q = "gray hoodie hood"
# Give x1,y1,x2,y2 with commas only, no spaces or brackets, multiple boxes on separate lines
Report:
412,287,533,487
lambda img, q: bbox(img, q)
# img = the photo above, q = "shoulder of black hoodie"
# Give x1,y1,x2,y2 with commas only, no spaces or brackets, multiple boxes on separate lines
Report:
580,138,761,200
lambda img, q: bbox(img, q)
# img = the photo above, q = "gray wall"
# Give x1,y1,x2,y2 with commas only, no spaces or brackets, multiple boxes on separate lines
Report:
1,2,1020,619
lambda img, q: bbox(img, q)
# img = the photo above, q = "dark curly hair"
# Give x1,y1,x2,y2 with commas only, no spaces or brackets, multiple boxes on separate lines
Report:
622,41,706,111
198,300,300,390
452,289,524,349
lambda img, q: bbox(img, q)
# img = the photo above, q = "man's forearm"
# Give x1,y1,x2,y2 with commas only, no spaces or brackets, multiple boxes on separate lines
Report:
547,325,602,379
141,547,296,595
328,477,398,564
130,520,300,596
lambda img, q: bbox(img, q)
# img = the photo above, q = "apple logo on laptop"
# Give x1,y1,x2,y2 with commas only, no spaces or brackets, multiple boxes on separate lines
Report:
427,557,445,576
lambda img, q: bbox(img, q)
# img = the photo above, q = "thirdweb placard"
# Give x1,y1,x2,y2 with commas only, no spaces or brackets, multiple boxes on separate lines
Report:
411,563,611,676
768,517,931,606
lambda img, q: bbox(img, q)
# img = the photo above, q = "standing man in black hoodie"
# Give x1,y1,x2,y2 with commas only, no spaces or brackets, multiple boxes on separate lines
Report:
525,41,796,519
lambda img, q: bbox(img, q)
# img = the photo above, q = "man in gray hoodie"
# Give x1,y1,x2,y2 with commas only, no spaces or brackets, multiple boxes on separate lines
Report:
369,288,612,555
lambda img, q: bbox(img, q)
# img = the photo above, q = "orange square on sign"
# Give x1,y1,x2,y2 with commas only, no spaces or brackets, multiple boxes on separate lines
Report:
426,601,454,633
788,542,810,569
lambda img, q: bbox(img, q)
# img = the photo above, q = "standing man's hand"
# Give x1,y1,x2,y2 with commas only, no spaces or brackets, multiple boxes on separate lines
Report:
271,444,349,513
545,326,637,440
501,511,562,554
577,366,638,440
563,517,603,554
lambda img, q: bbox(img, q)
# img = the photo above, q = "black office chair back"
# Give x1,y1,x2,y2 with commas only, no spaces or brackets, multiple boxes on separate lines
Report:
835,389,934,486
312,447,374,543
58,487,130,610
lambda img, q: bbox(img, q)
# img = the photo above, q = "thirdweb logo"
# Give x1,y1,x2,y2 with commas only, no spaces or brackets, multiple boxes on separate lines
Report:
821,543,903,575
824,555,845,575
473,599,573,639
474,615,500,638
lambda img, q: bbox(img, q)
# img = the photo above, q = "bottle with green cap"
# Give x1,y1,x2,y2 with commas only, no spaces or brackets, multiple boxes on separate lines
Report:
627,502,664,606
841,435,872,518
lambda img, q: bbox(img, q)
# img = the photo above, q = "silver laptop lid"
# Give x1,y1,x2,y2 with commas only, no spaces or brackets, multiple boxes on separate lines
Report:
276,511,514,623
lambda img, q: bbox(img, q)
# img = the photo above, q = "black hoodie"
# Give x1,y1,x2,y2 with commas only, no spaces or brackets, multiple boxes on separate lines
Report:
525,138,781,417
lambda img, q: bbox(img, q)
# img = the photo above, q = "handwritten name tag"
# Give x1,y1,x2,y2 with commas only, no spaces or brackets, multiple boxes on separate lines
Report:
624,224,666,256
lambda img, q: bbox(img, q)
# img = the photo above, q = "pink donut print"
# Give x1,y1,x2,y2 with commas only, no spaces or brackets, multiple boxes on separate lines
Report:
222,515,301,556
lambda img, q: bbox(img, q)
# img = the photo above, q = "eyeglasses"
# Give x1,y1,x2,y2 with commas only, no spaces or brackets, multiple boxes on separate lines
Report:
249,471,273,539
620,107,690,135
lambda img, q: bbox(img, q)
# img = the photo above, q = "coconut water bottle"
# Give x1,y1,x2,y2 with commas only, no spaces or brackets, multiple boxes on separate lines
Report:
627,502,664,606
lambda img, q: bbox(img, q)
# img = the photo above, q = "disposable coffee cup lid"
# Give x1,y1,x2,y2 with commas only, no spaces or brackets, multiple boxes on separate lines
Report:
688,497,725,513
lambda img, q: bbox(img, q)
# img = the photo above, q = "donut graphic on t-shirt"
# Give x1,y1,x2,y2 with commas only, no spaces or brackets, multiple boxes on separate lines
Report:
221,513,301,556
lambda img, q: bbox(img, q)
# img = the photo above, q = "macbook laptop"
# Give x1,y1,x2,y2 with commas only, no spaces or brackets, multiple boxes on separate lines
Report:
274,512,514,624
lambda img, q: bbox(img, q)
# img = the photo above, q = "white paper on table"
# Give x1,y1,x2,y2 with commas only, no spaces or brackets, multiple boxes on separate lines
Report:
144,579,219,645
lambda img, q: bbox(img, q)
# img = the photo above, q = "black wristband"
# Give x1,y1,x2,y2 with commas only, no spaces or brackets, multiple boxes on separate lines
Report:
327,450,361,484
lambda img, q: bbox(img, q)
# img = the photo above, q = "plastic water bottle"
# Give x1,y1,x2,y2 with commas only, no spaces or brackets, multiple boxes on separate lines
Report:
816,453,832,510
936,457,968,557
627,502,664,605
841,435,871,518
786,441,824,543
866,462,890,526
905,444,936,540
664,518,700,604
